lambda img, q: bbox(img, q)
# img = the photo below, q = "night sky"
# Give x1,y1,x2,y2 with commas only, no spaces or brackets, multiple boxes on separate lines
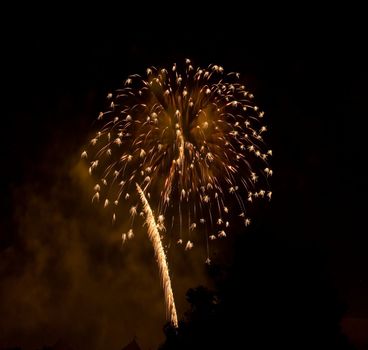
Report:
1,8,367,350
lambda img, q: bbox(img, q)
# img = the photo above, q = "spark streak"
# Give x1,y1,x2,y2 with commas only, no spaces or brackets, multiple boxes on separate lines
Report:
136,183,178,328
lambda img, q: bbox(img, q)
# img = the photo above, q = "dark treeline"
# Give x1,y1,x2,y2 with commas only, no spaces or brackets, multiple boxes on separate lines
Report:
159,232,356,350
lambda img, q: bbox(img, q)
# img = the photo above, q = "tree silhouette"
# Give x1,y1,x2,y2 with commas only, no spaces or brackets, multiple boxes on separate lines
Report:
121,338,141,350
159,233,356,350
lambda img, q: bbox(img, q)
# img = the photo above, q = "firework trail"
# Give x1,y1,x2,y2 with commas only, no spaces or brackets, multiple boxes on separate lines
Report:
136,183,178,327
82,59,272,326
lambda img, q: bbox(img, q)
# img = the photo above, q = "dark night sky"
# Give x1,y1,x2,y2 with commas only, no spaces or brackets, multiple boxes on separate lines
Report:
1,7,367,350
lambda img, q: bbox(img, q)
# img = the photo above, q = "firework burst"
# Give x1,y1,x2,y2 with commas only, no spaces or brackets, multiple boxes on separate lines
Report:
82,59,271,326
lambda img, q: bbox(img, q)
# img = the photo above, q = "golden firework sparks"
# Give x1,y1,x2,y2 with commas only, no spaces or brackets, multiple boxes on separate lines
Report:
82,59,272,327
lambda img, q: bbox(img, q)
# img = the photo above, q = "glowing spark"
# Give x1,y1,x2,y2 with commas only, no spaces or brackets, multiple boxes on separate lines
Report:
185,241,194,250
218,230,227,238
129,205,137,217
92,192,99,203
127,229,134,239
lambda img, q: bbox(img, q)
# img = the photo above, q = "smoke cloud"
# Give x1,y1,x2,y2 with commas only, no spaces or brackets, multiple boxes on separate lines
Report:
0,136,210,350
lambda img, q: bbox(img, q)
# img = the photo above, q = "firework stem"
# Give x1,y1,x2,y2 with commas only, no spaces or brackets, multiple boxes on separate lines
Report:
136,183,178,328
